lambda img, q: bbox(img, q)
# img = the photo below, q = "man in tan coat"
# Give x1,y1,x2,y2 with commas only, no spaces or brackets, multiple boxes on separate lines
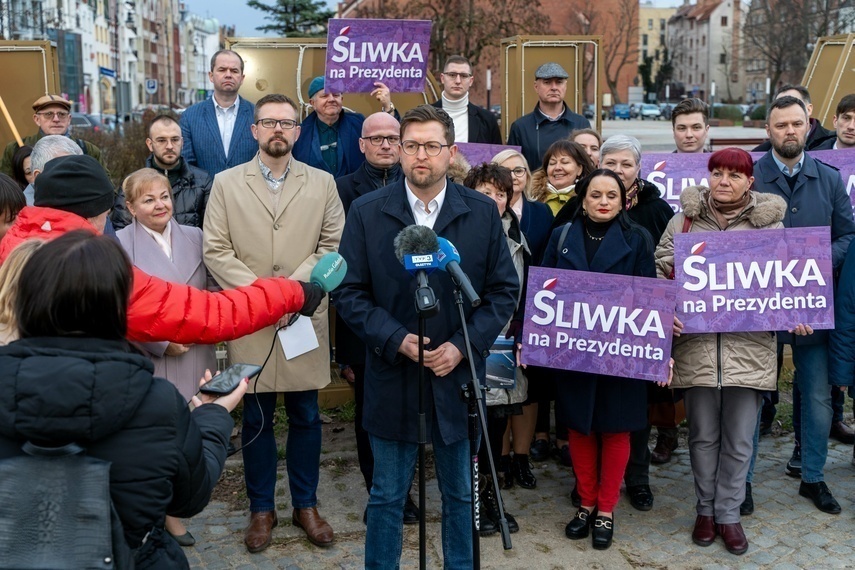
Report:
203,93,345,554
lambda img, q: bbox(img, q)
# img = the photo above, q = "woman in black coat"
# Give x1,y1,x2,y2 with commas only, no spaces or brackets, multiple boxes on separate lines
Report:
0,231,246,569
541,169,669,551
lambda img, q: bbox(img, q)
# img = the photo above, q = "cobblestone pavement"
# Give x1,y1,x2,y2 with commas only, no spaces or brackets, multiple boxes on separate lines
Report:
181,424,855,569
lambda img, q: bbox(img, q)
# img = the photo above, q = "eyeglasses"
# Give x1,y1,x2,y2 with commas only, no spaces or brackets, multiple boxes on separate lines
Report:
36,111,69,120
509,167,528,177
443,72,472,80
152,137,182,146
256,118,298,129
361,135,401,146
401,140,449,157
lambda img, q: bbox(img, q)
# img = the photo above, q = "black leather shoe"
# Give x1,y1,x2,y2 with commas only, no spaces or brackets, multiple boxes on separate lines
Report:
740,482,754,516
759,421,772,437
403,494,419,525
564,507,593,539
511,454,537,489
499,455,514,489
480,474,519,535
591,515,614,550
786,446,802,478
530,438,551,462
558,444,573,467
571,484,582,507
627,484,654,511
830,421,855,444
799,481,842,514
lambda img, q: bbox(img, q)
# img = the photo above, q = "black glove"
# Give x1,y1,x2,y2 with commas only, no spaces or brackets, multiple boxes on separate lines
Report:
505,319,523,343
299,282,326,316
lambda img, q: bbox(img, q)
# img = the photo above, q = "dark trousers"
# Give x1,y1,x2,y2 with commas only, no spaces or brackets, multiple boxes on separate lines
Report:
242,390,322,511
351,363,374,491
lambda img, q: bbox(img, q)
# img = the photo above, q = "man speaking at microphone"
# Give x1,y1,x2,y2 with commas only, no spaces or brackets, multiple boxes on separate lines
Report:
333,105,518,569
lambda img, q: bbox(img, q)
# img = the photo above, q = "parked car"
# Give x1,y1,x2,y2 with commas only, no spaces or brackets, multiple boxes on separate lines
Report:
629,104,640,119
611,104,631,120
582,104,596,119
659,103,673,120
640,104,662,120
70,113,107,134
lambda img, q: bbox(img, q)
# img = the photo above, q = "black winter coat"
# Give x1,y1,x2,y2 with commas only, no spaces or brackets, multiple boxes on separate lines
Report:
541,219,656,434
431,99,502,144
111,156,213,230
507,103,591,169
0,337,232,563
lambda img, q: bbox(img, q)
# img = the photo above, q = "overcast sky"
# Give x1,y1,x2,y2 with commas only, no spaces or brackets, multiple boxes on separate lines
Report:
181,0,338,37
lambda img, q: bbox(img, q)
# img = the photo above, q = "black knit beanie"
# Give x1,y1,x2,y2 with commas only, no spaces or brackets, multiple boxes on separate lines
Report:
34,154,114,219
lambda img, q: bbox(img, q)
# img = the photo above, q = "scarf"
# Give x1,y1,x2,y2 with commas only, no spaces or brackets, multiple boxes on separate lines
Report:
625,179,641,210
707,188,752,229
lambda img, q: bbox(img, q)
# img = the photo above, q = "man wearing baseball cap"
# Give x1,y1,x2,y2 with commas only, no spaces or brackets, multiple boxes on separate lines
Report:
0,94,104,178
507,62,591,169
292,76,395,178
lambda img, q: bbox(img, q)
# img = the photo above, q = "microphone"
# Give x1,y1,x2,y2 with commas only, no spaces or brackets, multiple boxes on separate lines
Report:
394,225,440,315
310,252,348,292
436,237,481,307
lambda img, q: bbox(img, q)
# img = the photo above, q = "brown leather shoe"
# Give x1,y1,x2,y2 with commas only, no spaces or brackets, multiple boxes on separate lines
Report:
244,510,278,553
716,522,748,555
830,420,855,444
691,515,716,546
292,507,334,547
650,433,678,464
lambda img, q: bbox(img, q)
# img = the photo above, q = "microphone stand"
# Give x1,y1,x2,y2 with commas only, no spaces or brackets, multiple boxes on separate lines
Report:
414,278,438,570
453,287,512,568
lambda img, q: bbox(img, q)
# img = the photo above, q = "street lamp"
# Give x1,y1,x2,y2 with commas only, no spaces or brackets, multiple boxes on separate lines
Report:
710,80,716,119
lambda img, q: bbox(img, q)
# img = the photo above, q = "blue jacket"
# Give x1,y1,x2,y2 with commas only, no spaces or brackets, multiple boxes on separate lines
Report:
292,110,366,178
179,96,257,176
519,197,554,265
542,219,655,434
753,150,855,345
507,103,591,169
332,179,519,445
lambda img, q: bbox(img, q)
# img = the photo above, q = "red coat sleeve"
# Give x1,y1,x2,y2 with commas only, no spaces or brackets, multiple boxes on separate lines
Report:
126,267,305,343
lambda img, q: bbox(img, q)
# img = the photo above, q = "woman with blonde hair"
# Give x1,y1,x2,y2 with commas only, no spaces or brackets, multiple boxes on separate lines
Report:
0,240,44,345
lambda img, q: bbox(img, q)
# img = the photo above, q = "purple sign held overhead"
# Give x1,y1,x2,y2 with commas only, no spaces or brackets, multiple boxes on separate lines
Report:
456,142,522,168
674,227,834,334
325,19,431,94
521,267,676,382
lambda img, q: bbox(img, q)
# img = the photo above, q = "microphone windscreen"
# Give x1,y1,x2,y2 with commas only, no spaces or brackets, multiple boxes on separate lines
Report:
393,225,439,263
310,252,348,292
435,237,461,270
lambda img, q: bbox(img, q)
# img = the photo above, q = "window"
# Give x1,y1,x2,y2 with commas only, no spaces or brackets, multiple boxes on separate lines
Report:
701,73,705,83
660,18,666,30
720,53,727,64
660,34,666,47
648,18,654,30
702,35,706,47
643,34,648,46
721,16,728,26
689,56,693,66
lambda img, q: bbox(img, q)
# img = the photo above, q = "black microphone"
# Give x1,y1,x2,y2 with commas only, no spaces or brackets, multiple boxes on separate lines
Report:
394,225,441,315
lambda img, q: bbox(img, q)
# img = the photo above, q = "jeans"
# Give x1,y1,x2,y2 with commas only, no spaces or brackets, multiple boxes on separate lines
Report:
242,390,322,511
365,423,473,570
791,343,833,483
793,381,846,445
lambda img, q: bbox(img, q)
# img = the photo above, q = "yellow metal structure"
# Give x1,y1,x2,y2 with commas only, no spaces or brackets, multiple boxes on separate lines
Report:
802,34,855,129
0,41,61,148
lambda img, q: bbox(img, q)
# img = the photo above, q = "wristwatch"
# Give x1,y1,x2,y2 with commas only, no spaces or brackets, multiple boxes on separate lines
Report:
385,102,395,114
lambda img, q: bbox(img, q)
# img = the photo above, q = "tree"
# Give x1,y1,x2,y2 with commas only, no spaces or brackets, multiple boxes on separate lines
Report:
638,55,655,99
247,0,334,37
562,0,639,104
655,47,675,100
742,0,855,89
354,0,548,71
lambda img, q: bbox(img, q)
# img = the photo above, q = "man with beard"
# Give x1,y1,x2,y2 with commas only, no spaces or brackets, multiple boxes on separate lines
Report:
180,50,257,176
112,115,212,229
753,95,855,515
753,85,835,152
203,93,345,553
333,105,518,568
293,76,394,178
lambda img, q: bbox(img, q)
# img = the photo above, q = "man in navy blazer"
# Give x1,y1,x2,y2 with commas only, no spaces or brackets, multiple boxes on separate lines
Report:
753,95,855,516
180,50,257,176
333,105,518,568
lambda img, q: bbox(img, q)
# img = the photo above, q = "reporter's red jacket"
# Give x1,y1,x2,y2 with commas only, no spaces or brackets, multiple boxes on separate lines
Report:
0,207,304,343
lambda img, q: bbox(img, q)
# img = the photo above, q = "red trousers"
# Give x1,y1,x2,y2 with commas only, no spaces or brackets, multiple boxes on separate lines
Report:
568,430,630,513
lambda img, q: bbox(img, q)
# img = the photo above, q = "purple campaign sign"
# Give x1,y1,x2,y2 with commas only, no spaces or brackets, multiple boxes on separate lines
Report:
674,227,834,333
521,267,676,382
641,148,855,214
325,19,431,94
456,142,522,168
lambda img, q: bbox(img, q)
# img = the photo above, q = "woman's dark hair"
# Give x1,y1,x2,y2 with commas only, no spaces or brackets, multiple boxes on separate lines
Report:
16,230,132,340
463,163,514,211
0,173,26,224
11,145,33,190
540,139,594,180
573,169,630,224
